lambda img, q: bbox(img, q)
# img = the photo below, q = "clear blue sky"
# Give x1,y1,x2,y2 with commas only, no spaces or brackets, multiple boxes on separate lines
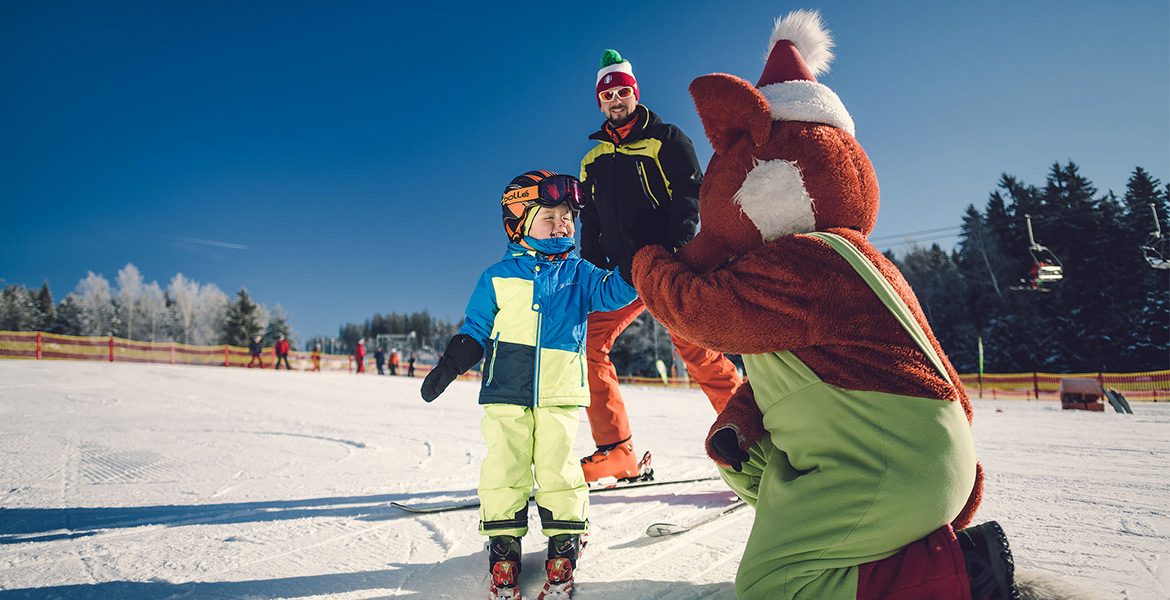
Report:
3,0,1167,342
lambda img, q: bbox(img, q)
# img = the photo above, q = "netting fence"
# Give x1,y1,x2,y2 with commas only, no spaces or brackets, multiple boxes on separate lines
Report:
0,330,1165,400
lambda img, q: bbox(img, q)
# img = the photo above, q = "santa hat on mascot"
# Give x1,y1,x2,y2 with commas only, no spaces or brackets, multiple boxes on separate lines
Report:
676,10,880,273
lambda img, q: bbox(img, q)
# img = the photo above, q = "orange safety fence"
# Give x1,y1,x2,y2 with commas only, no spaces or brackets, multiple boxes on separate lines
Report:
1,330,1166,399
1,331,360,373
959,371,1169,402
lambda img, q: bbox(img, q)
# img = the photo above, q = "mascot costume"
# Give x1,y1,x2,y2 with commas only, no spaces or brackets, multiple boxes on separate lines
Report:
629,10,1021,600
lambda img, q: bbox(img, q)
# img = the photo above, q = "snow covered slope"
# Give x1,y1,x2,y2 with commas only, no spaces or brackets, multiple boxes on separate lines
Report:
0,360,1165,599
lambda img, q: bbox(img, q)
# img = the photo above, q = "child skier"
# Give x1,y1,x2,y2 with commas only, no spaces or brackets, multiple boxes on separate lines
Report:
421,170,637,600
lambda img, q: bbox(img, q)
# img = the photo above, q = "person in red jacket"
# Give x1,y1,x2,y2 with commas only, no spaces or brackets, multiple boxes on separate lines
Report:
274,335,291,370
354,339,366,373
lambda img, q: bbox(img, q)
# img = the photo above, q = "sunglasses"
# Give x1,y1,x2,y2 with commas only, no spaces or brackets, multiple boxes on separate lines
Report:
502,174,588,218
598,86,635,102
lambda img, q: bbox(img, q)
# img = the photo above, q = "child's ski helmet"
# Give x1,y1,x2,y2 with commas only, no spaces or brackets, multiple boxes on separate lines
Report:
501,170,556,241
501,170,587,241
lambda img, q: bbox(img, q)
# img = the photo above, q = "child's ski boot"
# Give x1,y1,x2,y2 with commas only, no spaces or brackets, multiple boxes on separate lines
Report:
537,533,581,600
488,535,522,600
956,521,1020,600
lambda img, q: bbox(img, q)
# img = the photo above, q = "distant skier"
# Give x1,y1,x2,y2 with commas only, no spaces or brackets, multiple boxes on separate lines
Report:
311,343,322,372
407,352,416,377
388,349,400,376
274,335,291,370
354,339,366,374
247,335,265,368
375,346,386,375
420,170,637,600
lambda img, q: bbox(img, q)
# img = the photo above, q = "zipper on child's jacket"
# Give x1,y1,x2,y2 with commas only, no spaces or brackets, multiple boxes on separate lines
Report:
532,304,543,407
486,332,501,386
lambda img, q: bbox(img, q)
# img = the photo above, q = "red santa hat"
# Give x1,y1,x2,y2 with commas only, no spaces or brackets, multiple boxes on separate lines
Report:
756,10,855,136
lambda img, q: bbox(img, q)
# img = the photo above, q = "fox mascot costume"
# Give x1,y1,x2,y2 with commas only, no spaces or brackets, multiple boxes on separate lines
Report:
629,10,1021,600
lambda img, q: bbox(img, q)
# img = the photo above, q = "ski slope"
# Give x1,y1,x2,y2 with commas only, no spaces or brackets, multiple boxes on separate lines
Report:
0,360,1166,599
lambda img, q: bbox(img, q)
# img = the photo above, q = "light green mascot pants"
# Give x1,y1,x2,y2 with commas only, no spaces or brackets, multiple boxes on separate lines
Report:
719,367,977,600
478,404,589,537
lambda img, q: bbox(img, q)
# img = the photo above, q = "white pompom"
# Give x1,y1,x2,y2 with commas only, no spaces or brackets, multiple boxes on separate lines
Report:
767,9,835,76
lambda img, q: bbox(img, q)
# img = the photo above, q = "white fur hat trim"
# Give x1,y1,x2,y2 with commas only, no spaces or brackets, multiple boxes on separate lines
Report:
734,159,816,242
760,80,855,137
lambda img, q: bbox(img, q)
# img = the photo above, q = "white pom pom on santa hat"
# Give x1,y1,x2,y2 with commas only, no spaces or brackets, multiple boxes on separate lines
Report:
756,9,855,136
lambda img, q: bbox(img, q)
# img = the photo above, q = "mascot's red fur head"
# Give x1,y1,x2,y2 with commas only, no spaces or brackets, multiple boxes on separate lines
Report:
675,9,880,273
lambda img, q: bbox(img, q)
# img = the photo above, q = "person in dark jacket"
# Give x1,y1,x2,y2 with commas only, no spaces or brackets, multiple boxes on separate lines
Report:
375,346,386,375
577,49,743,481
248,335,265,368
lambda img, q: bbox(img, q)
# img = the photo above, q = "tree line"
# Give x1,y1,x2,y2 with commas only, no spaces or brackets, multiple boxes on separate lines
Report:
0,264,293,349
889,163,1167,373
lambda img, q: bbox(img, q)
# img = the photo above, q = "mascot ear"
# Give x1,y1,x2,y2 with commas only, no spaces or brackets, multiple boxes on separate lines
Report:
690,74,772,154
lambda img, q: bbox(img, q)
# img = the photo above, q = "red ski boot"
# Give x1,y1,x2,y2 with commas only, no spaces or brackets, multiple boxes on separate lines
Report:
537,534,581,600
488,535,522,600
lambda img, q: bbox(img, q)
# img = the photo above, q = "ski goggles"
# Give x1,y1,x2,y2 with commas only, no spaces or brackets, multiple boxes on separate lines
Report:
501,174,588,218
598,86,635,102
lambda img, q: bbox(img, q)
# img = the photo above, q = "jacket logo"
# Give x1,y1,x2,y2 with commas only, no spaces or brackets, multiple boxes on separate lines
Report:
502,189,532,203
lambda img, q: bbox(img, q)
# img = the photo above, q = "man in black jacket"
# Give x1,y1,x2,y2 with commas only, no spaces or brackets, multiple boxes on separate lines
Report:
577,49,743,482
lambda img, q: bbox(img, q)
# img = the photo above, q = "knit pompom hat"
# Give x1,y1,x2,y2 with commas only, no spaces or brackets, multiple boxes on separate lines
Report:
596,49,638,107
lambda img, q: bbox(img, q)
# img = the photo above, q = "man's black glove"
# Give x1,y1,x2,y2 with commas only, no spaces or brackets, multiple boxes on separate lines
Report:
420,334,484,402
616,252,635,285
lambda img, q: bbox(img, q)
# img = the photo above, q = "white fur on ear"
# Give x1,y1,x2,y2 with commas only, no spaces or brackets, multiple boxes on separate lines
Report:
768,9,834,76
734,159,816,242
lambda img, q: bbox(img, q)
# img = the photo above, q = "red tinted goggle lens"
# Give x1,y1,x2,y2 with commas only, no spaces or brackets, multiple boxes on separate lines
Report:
538,175,586,211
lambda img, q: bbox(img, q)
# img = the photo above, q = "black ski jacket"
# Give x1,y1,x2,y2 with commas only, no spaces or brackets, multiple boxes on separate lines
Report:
579,105,702,270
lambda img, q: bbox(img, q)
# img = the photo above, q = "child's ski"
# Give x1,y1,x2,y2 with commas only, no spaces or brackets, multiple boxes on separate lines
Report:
645,499,750,537
391,475,722,514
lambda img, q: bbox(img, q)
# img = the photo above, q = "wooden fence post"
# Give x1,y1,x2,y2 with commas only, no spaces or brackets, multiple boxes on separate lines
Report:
36,332,42,360
170,343,175,365
108,337,114,362
1032,372,1040,401
224,345,230,367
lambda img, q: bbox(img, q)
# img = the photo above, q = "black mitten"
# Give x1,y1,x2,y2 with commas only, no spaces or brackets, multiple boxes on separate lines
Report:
709,426,751,473
420,334,484,402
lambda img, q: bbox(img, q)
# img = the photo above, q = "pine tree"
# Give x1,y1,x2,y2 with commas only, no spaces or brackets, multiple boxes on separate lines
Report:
264,304,295,349
222,289,264,347
34,282,55,331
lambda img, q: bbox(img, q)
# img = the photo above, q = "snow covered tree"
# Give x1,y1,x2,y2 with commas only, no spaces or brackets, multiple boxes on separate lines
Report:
191,283,228,346
75,272,117,336
0,282,36,331
115,263,144,340
167,274,200,345
140,281,167,342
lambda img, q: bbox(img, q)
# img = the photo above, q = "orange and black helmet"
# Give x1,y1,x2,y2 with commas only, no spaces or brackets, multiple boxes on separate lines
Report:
501,170,588,241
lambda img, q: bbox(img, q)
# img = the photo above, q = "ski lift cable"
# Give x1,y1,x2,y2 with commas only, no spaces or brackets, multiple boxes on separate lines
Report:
869,224,963,243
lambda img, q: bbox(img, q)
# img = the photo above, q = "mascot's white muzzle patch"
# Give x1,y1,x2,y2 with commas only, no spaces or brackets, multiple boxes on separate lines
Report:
734,158,816,241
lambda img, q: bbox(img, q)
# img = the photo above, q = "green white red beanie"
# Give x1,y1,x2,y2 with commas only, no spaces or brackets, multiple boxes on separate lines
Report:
596,49,638,107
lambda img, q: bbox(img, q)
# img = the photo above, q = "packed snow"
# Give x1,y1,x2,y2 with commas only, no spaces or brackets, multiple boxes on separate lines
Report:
0,360,1166,599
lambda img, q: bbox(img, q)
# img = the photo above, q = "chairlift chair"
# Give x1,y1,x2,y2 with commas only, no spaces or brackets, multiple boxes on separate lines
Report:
1009,214,1063,292
1141,203,1170,270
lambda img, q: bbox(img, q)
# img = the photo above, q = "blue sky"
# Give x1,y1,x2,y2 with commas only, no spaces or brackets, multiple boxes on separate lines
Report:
3,0,1167,342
